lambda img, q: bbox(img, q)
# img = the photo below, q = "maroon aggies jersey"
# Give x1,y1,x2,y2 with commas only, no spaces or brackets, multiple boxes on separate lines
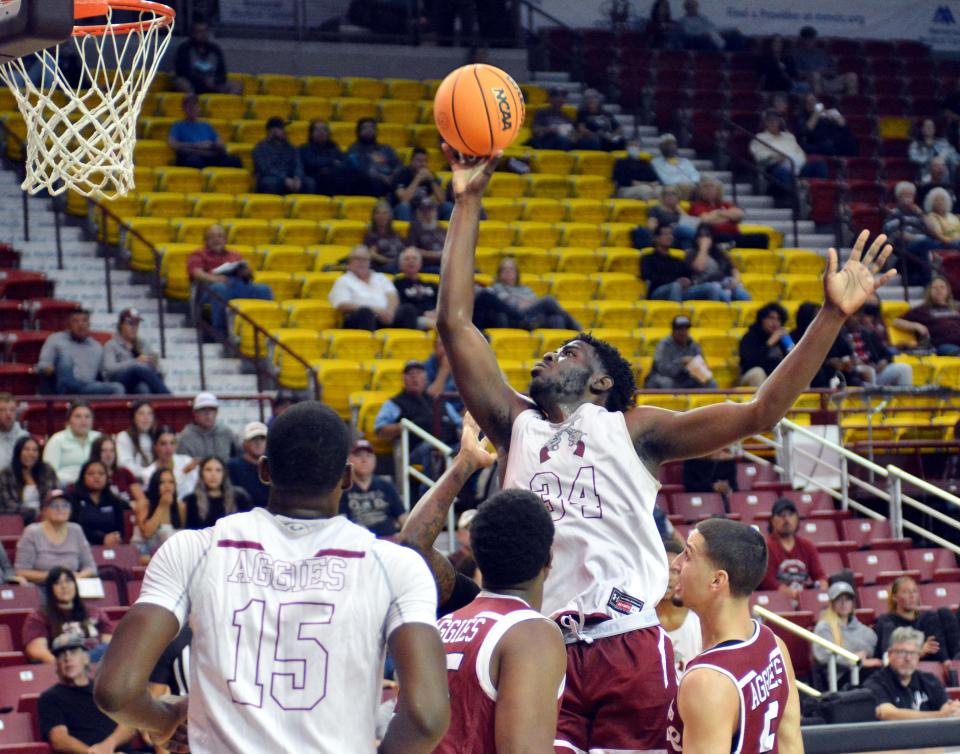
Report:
434,593,564,754
668,621,790,754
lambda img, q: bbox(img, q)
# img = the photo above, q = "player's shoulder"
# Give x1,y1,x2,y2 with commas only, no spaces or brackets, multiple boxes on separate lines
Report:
370,537,432,574
680,661,740,700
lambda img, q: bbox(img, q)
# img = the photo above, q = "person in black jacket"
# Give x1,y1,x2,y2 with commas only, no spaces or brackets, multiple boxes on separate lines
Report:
613,139,661,200
875,576,954,665
641,225,688,301
70,461,128,547
845,308,914,386
739,302,791,387
299,120,348,197
791,302,863,389
173,22,240,95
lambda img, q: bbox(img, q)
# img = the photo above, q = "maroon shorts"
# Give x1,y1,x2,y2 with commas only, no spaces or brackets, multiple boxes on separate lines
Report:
554,625,677,754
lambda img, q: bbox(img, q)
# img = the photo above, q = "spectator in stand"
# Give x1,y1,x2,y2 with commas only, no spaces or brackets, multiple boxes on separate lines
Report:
527,87,576,151
252,117,311,196
346,118,402,197
206,259,274,333
757,35,798,93
575,89,626,151
0,436,57,524
845,309,913,387
875,576,953,664
24,567,115,664
339,439,406,538
0,392,28,471
688,177,745,242
425,337,460,411
646,0,676,50
116,401,156,483
271,388,304,423
405,198,447,269
227,422,269,509
651,133,700,198
641,224,724,302
944,78,960,150
923,187,960,248
40,634,138,753
15,490,97,584
448,508,476,571
895,277,960,355
392,147,447,221
917,158,956,208
69,460,128,547
394,248,439,330
656,540,703,673
813,581,881,690
141,427,199,494
632,184,697,250
177,392,240,463
884,181,938,286
790,302,861,389
168,94,242,169
682,446,738,499
910,119,959,184
172,21,240,95
490,256,582,330
132,468,181,558
759,497,826,601
676,0,727,51
186,224,241,287
89,436,147,512
363,200,406,272
102,308,170,395
644,315,717,389
739,302,791,388
614,138,661,200
866,627,960,720
299,120,348,197
797,93,858,157
788,26,858,96
328,245,419,331
43,402,101,486
181,456,248,529
36,309,124,396
686,225,752,302
750,109,827,203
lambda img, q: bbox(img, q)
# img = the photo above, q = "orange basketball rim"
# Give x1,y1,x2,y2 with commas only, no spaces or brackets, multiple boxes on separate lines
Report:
73,0,175,35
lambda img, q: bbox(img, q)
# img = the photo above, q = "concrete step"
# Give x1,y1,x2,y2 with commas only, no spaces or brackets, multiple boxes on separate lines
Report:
743,207,794,222
531,71,571,83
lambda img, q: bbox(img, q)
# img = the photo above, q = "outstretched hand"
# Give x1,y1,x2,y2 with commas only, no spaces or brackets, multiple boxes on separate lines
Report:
456,412,497,470
824,230,896,317
441,143,501,202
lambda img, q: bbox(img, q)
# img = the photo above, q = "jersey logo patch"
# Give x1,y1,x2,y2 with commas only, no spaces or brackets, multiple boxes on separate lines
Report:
607,588,645,615
539,425,587,463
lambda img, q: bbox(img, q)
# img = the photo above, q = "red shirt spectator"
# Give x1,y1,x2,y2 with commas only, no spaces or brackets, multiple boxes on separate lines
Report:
759,498,826,592
688,177,744,237
186,224,242,284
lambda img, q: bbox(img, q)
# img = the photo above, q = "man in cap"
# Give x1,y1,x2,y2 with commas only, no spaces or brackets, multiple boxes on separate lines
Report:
406,197,447,269
37,308,125,395
103,308,171,394
339,439,407,537
252,116,313,195
645,315,717,389
528,86,575,151
651,133,701,198
39,633,138,753
176,392,240,463
759,497,826,599
227,421,270,508
393,146,447,222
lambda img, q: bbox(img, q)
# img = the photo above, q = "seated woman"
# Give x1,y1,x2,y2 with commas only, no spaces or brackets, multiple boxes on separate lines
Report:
140,427,199,492
0,436,58,524
688,178,767,248
874,576,954,668
738,302,791,388
22,566,114,664
574,89,626,151
69,460,129,548
923,188,960,248
813,581,881,689
90,436,147,511
489,257,582,331
42,401,100,486
132,468,181,559
116,400,156,482
14,490,97,584
362,200,407,272
796,93,858,157
685,225,751,303
909,119,959,184
180,456,249,530
893,276,960,356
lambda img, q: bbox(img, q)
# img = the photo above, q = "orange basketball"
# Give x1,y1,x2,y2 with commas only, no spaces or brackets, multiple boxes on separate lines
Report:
433,64,526,157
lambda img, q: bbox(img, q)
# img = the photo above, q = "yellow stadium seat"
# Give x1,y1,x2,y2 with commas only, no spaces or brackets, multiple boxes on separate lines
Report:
694,330,739,360
125,219,172,272
473,221,514,248
369,360,407,392
225,143,254,170
592,272,644,300
933,357,960,388
780,249,824,275
378,329,433,361
531,150,576,175
563,198,608,224
600,222,635,247
231,245,262,270
157,244,195,299
312,360,369,419
423,79,442,98
232,120,266,144
590,301,640,330
260,246,313,272
502,247,555,274
156,92,185,117
330,97,377,123
740,274,784,301
310,245,352,270
322,219,367,246
270,329,325,389
376,123,410,149
257,74,302,97
289,97,334,123
782,275,823,302
141,117,176,141
732,249,781,275
287,195,338,221
134,139,175,168
246,95,291,121
632,356,653,384
687,301,737,329
554,248,602,274
237,193,283,220
486,329,541,361
151,166,201,194
573,151,616,178
170,217,215,245
471,248,500,276
223,218,272,246
604,248,641,273
269,219,320,246
227,72,257,95
732,301,767,328
559,222,604,248
483,198,523,222
526,174,569,199
882,300,911,321
190,193,237,218
141,192,191,219
297,271,342,300
543,272,596,301
342,77,387,100
534,329,579,354
284,299,340,331
231,300,286,358
498,360,532,393
634,327,669,356
323,329,381,361
385,78,426,101
740,223,782,249
204,167,252,194
198,93,245,120
639,301,687,328
93,195,140,243
519,198,565,223
520,84,548,106
521,275,551,298
569,175,614,199
377,99,420,124
488,173,527,198
302,76,343,98
606,199,647,224
558,301,592,329
635,393,691,411
252,272,300,301
409,124,441,149
337,196,377,222
589,328,639,357
417,100,435,124
513,222,561,249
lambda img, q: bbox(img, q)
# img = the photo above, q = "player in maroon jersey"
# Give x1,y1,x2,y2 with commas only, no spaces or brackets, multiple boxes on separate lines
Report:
669,518,804,754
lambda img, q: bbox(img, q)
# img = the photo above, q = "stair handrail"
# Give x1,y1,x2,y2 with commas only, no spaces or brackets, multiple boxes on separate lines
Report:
752,604,860,693
399,417,457,553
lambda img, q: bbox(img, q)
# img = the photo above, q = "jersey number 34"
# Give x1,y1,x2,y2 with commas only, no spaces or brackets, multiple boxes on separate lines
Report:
530,465,602,521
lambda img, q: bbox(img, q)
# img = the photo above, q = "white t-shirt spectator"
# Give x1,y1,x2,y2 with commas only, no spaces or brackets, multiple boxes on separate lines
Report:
328,270,396,311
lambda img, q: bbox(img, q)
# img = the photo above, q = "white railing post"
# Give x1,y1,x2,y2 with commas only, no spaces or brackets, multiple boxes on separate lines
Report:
398,418,458,552
400,423,411,511
827,654,838,693
779,424,793,486
889,474,903,539
840,456,849,512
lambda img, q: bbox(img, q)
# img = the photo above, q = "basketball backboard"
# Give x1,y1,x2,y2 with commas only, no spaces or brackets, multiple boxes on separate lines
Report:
0,0,74,62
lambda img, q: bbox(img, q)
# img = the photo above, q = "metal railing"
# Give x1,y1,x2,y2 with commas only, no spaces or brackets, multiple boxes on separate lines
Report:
399,417,457,553
753,605,860,694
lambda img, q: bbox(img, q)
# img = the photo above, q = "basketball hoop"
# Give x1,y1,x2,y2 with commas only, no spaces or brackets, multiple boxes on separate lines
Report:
0,0,174,197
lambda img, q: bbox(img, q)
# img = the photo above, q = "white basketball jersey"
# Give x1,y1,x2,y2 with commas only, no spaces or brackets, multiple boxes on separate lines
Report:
137,508,438,754
503,404,668,618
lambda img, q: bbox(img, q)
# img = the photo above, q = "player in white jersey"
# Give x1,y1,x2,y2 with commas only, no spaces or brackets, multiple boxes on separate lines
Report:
94,402,450,754
436,144,895,753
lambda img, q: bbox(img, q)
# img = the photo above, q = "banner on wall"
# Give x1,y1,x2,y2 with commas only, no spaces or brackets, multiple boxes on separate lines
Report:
524,0,960,52
218,0,298,27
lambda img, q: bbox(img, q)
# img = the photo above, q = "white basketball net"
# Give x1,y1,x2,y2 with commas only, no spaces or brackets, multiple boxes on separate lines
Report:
0,6,173,197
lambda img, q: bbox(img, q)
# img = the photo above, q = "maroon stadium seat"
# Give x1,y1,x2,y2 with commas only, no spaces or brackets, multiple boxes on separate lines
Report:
0,588,40,611
735,463,779,490
83,580,122,610
780,490,836,518
858,584,893,616
0,366,39,397
0,713,36,744
23,300,81,331
797,590,831,614
0,744,52,753
847,550,912,585
669,492,725,522
840,519,911,550
750,590,793,613
797,519,855,554
0,665,57,712
727,491,778,524
819,552,848,580
919,582,960,610
0,517,23,539
0,626,12,653
124,579,143,606
0,303,24,331
4,333,49,365
903,548,960,583
0,273,53,301
918,661,947,685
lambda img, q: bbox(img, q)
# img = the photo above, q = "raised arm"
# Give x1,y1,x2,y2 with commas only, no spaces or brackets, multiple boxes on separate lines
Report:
436,145,533,451
628,231,895,465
